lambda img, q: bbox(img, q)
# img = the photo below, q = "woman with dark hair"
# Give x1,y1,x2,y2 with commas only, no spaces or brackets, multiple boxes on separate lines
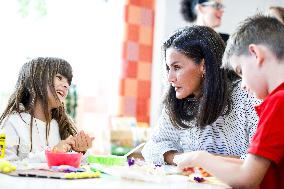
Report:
181,0,229,42
0,57,94,162
142,26,259,165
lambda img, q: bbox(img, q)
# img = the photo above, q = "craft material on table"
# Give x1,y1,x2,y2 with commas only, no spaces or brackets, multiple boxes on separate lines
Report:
0,160,16,173
6,168,100,179
3,163,100,180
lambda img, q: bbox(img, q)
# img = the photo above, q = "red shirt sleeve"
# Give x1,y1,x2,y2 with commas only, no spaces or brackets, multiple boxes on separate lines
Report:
248,93,284,164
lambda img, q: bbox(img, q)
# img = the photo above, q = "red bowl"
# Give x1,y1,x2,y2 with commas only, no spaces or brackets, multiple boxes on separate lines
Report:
45,150,83,168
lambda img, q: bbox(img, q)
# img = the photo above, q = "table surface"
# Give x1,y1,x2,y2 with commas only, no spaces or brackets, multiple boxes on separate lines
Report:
0,172,230,189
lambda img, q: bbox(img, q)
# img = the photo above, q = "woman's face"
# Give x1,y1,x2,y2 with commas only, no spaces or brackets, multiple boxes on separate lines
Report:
199,0,224,28
166,48,204,99
47,73,70,109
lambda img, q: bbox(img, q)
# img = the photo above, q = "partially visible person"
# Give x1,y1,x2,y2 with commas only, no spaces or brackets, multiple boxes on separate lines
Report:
142,25,259,165
174,15,284,189
180,0,239,81
180,0,229,42
269,6,284,24
0,57,94,162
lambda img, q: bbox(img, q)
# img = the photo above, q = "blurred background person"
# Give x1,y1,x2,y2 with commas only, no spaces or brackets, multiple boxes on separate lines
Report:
180,0,239,82
180,0,229,42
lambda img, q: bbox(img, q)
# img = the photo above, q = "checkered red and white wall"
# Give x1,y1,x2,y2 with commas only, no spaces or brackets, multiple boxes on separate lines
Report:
118,0,155,124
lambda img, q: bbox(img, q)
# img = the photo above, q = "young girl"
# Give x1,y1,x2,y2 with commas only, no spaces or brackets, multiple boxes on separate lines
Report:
0,57,93,162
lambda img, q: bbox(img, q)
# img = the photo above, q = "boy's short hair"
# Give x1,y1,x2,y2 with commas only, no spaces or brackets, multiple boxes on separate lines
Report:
222,14,284,69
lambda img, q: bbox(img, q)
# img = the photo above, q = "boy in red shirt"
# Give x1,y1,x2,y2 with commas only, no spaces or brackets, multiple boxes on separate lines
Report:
173,14,284,189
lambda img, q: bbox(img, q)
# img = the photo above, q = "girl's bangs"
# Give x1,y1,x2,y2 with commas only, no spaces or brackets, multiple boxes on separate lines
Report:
57,61,73,85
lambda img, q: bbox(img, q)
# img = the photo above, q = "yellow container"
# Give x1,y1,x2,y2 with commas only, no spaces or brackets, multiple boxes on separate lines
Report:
0,134,5,158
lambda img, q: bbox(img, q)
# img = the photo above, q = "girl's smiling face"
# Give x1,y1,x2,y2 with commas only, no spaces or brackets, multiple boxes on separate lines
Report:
166,48,204,99
47,74,70,108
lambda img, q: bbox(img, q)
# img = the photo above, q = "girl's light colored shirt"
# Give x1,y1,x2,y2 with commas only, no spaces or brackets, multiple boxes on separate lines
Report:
142,82,260,165
0,112,61,162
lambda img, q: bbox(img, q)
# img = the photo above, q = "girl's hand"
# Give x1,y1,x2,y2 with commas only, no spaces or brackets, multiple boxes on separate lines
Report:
173,151,205,170
71,131,95,153
53,136,75,152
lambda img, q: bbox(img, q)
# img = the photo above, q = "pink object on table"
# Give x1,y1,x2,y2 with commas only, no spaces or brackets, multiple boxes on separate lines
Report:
45,150,83,168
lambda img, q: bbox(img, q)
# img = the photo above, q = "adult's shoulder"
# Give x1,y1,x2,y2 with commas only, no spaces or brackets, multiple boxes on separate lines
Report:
230,80,248,99
230,80,261,105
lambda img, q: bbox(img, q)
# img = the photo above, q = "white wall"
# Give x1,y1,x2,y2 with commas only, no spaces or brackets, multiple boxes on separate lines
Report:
150,0,284,127
220,0,284,33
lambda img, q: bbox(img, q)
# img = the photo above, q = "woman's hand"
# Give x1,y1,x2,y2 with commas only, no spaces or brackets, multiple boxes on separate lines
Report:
71,131,95,153
53,136,75,152
164,150,181,165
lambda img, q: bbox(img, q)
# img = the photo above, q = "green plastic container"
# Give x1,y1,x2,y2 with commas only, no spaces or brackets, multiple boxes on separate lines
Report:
87,155,127,166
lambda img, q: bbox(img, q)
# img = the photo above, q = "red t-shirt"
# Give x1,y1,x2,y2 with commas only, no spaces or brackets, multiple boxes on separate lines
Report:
248,82,284,189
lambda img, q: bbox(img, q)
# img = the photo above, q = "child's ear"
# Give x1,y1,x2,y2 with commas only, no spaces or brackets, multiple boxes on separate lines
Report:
248,44,264,67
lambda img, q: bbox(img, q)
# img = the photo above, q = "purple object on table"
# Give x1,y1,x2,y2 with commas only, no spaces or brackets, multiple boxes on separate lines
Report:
127,158,135,166
194,176,205,183
51,166,85,173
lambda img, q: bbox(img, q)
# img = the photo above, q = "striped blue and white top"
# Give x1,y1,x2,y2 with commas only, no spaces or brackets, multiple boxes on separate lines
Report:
142,81,260,165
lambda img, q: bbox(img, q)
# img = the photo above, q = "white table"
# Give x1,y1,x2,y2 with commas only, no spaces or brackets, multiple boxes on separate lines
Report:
0,173,230,189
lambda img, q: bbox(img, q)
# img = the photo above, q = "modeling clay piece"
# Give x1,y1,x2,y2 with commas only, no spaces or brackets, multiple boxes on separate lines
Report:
182,167,195,176
198,167,211,177
127,158,135,166
194,176,205,183
64,171,101,179
182,167,211,177
0,160,16,173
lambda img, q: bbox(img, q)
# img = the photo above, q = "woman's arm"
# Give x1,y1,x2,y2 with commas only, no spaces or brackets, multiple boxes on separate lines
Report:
142,110,184,165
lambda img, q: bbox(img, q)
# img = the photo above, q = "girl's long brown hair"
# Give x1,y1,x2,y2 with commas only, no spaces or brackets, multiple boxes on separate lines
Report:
0,57,77,151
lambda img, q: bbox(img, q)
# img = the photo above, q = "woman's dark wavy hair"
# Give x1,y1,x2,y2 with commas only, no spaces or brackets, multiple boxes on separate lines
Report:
163,25,232,129
0,57,77,151
181,0,208,22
